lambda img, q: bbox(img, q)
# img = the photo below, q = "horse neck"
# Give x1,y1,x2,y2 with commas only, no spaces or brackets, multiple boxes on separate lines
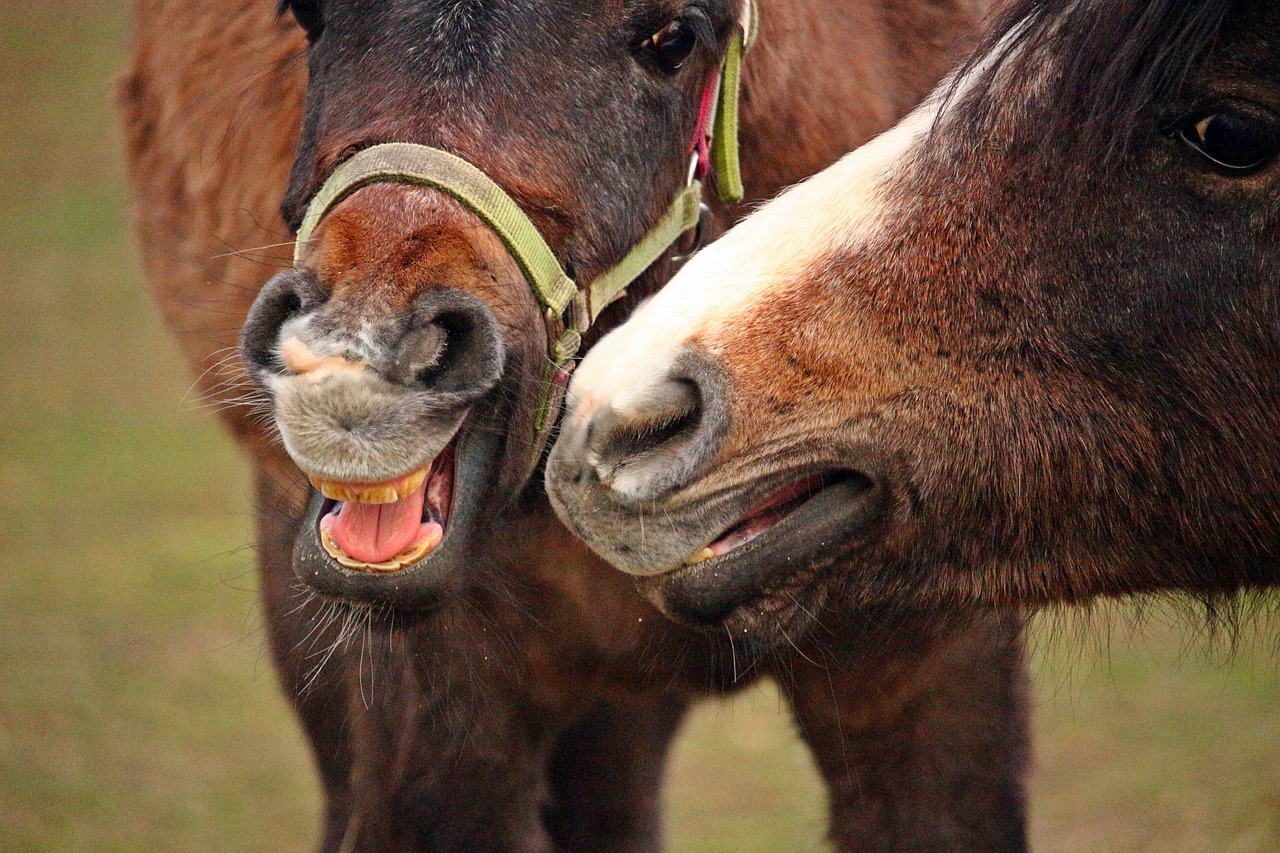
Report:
739,0,992,201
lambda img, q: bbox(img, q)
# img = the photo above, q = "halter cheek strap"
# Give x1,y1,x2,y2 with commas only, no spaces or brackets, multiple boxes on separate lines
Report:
292,1,757,449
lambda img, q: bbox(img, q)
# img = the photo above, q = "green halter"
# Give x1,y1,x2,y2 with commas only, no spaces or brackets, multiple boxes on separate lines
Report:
293,3,756,447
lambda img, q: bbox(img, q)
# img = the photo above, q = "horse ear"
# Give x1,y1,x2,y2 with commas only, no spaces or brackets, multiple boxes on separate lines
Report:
279,0,324,40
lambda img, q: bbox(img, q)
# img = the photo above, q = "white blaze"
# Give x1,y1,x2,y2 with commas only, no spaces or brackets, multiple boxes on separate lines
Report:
566,102,936,427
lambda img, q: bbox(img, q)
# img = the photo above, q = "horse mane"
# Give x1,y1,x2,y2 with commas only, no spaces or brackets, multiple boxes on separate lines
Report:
953,0,1235,163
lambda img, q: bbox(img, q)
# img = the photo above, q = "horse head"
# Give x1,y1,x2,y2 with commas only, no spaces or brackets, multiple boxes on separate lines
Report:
548,0,1280,638
241,0,756,607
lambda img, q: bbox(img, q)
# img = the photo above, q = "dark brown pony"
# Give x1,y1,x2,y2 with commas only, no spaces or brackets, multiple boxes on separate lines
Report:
548,0,1280,637
122,0,1030,850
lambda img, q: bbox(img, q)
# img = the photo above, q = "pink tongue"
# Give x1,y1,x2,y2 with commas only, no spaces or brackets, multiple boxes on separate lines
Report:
325,481,427,563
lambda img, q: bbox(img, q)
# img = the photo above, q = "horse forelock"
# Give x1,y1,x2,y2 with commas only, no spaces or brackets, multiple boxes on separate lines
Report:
948,0,1235,166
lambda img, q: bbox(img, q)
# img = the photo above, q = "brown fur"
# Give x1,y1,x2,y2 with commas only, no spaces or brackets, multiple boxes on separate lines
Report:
547,0,1280,628
121,0,1031,850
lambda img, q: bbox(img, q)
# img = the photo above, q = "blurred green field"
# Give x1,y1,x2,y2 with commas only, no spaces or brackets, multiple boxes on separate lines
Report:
2,2,1277,851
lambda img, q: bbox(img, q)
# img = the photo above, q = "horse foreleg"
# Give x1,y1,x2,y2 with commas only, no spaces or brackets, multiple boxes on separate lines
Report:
779,611,1030,853
543,695,688,852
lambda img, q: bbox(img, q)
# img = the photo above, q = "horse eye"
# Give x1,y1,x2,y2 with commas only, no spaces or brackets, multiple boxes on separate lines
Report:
1178,112,1279,175
640,19,699,72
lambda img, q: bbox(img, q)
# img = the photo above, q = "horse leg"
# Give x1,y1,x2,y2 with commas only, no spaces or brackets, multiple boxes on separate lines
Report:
255,467,357,853
779,611,1029,853
543,695,688,852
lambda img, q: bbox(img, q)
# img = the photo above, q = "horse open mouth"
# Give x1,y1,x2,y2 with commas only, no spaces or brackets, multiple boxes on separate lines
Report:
684,471,867,567
311,438,458,573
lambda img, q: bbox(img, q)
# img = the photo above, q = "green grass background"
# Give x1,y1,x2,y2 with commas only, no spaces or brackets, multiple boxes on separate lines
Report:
2,2,1277,850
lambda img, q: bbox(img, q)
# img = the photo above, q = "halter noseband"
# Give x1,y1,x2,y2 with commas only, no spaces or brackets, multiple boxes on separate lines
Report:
292,1,757,450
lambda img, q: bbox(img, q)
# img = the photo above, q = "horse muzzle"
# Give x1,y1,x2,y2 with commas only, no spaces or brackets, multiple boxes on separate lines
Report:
241,266,510,603
546,344,889,629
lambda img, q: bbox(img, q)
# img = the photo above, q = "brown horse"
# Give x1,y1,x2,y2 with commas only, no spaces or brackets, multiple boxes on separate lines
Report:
547,0,1279,635
122,0,1029,850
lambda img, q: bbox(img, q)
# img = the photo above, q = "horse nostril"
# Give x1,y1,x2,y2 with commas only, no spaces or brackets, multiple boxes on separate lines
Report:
241,269,319,381
394,289,505,400
585,349,729,502
412,311,473,386
393,322,447,384
592,381,700,483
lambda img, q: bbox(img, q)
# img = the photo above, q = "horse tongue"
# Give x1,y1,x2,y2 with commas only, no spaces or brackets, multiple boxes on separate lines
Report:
327,483,427,564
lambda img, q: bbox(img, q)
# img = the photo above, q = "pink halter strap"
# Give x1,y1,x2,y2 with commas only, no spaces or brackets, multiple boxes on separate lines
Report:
690,70,722,182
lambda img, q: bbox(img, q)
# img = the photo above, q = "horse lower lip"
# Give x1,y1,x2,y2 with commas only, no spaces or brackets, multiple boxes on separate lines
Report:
320,523,443,572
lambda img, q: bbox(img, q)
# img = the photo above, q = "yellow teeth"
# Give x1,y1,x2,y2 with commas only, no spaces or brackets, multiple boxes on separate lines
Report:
686,547,716,566
309,467,429,505
319,527,443,573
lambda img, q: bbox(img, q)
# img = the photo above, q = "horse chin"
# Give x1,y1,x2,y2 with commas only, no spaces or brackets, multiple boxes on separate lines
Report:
638,474,886,638
291,424,502,611
640,565,834,651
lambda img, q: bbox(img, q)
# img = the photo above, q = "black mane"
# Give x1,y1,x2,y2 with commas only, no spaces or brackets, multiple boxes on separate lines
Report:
957,0,1235,162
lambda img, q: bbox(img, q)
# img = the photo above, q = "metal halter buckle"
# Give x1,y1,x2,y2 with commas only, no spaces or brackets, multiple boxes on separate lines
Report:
686,150,701,187
671,202,714,268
